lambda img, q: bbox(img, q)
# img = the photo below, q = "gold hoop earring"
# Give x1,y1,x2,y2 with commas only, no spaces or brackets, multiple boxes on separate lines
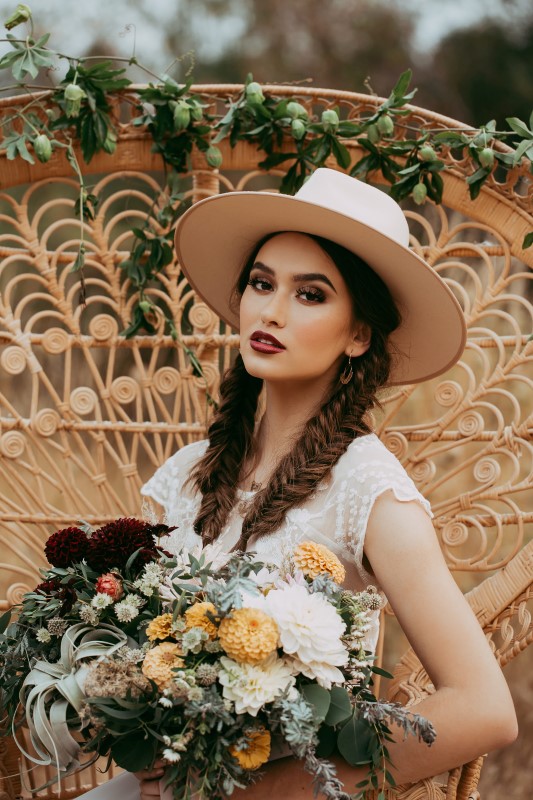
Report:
340,354,353,385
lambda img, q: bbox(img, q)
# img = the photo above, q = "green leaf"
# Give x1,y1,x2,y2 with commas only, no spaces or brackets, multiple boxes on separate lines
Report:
337,713,378,766
315,725,336,758
324,686,352,726
111,732,157,771
512,138,533,165
301,683,331,723
506,117,533,139
0,609,12,633
70,244,85,273
522,231,533,249
392,68,412,99
330,137,351,170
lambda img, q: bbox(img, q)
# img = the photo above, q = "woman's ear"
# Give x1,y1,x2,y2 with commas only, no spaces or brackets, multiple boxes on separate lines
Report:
346,323,371,357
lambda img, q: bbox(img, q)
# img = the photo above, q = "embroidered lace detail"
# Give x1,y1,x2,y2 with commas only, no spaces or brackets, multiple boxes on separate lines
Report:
140,433,432,653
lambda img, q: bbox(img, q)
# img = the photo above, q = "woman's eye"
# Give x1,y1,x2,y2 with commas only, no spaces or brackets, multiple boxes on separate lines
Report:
296,286,326,303
248,276,272,292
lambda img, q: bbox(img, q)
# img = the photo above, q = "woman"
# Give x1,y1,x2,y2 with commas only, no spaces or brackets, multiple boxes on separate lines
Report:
117,169,517,798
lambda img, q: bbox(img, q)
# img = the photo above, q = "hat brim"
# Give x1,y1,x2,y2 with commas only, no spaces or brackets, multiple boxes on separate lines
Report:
174,191,467,385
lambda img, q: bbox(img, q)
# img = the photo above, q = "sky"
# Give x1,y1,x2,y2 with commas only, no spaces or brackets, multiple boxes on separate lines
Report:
0,0,531,75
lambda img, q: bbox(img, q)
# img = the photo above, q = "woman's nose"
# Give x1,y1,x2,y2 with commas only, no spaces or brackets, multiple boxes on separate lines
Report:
260,294,286,327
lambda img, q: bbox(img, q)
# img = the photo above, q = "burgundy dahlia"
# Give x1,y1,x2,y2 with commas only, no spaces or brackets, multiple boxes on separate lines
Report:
34,577,77,613
45,526,89,567
85,517,161,572
35,577,61,595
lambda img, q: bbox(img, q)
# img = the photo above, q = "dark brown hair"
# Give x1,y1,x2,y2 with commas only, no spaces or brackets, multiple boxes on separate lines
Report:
189,232,401,549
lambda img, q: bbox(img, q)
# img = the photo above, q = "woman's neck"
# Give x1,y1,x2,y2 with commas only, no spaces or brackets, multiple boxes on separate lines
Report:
244,380,329,487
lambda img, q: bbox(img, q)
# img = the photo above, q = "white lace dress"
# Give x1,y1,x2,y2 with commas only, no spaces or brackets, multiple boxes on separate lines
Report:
78,432,432,800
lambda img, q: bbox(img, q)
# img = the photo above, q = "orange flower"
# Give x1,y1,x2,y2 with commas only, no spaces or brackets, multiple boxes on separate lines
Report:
218,608,278,664
142,642,184,689
146,613,174,641
184,601,218,639
230,728,271,770
293,540,345,584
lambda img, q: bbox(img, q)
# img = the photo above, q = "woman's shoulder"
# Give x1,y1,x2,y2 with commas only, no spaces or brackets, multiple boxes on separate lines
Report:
140,439,209,507
340,432,403,470
333,433,432,513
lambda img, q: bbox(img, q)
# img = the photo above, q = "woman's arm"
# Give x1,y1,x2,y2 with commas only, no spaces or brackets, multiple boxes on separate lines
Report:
236,491,517,797
360,490,517,783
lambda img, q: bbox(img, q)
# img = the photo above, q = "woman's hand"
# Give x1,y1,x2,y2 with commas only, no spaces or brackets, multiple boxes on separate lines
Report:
133,759,166,800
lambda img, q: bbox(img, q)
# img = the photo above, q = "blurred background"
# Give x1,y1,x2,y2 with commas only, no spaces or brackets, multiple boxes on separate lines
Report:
0,1,531,797
0,0,532,127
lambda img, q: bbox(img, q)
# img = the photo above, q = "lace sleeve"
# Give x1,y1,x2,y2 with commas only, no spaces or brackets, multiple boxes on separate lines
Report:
140,440,208,515
337,435,433,584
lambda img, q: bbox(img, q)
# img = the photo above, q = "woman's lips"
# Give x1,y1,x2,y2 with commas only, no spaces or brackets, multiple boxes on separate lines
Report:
250,331,286,354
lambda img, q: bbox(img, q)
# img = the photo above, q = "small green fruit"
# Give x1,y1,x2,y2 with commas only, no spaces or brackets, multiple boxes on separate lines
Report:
206,145,223,169
245,82,265,104
172,100,191,131
286,101,308,121
377,114,394,136
33,134,52,163
63,83,87,118
189,102,204,121
321,109,339,133
479,147,494,168
419,145,437,162
412,183,428,205
139,300,153,314
291,119,306,140
366,123,380,144
4,3,31,30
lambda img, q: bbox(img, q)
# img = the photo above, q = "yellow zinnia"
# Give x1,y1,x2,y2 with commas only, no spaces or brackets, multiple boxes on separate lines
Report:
230,728,271,770
184,601,218,639
293,540,346,584
146,613,174,642
218,607,278,664
141,642,184,689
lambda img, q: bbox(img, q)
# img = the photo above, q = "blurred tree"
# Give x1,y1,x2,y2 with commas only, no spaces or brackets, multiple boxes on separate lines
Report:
422,18,533,125
163,0,416,95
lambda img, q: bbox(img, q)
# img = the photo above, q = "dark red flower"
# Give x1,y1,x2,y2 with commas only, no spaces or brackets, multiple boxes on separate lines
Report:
85,518,166,572
45,527,89,567
34,576,77,613
35,578,61,594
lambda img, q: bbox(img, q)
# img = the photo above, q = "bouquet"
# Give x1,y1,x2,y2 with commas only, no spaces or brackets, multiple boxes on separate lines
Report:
0,518,435,800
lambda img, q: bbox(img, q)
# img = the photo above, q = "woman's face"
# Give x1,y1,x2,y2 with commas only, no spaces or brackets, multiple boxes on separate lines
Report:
239,232,369,387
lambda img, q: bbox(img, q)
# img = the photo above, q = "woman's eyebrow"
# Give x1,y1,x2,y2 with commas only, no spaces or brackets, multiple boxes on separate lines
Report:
252,261,337,292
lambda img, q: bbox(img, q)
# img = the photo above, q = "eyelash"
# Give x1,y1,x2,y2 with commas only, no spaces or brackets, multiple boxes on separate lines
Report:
247,277,326,304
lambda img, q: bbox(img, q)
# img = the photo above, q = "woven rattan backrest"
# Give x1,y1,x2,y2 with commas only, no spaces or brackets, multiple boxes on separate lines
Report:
0,85,531,631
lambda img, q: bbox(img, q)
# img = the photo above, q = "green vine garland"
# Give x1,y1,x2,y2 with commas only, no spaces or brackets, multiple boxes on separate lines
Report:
1,2,532,351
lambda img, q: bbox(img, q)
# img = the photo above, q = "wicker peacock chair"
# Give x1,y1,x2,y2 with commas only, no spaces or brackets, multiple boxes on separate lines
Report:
0,85,531,800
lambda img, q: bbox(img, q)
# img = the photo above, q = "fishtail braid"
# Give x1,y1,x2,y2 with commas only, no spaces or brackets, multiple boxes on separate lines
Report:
188,355,262,544
233,329,392,551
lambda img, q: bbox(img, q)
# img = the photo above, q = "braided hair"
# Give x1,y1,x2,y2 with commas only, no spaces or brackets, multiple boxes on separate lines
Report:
188,232,401,547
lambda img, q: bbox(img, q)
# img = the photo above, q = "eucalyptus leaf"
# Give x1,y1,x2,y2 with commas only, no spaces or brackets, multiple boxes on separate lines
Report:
301,683,331,723
111,732,157,771
324,686,352,726
522,231,533,249
337,713,378,766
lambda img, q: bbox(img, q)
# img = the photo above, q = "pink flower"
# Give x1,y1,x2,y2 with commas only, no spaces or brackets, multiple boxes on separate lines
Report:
95,573,124,601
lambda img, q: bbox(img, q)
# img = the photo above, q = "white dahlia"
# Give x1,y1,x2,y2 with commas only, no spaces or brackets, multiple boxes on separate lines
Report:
264,583,348,685
218,654,295,716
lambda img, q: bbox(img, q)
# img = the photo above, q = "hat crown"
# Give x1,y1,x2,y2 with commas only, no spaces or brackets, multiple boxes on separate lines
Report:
295,168,410,248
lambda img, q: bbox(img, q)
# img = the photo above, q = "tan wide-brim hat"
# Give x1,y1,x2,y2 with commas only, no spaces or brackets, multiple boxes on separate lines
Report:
174,168,466,385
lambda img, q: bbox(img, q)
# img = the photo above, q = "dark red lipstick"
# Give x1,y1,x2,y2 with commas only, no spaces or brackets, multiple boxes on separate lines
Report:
250,330,286,354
